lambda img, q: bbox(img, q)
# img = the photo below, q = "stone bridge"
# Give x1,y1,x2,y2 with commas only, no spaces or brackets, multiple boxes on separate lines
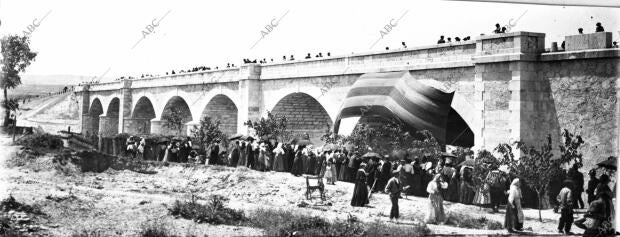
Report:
77,31,620,160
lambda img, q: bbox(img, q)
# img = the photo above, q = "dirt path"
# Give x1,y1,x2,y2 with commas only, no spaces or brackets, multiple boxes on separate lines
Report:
0,134,578,236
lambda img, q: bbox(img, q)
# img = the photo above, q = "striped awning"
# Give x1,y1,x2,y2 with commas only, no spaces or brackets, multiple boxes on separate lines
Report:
333,71,474,147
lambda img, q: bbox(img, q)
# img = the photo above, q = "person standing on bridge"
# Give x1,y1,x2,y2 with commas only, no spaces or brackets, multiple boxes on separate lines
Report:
437,36,446,44
595,22,604,32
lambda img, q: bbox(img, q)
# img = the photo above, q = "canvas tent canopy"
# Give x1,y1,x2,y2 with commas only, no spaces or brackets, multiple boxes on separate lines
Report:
333,71,474,147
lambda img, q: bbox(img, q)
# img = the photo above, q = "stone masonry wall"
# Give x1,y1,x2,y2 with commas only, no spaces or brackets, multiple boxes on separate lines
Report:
123,118,151,135
201,94,238,136
271,92,333,142
479,62,513,148
543,58,618,171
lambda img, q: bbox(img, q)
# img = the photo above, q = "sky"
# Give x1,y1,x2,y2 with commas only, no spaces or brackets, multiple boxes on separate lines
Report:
0,0,619,83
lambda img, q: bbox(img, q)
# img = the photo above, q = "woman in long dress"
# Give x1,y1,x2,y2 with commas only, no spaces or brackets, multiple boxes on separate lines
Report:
581,187,614,236
285,144,295,172
338,154,349,181
473,182,492,207
306,149,316,175
351,163,369,207
272,143,285,172
237,142,247,167
459,166,475,204
325,156,337,185
425,174,446,224
329,155,338,184
344,154,357,182
259,143,270,171
504,178,524,232
291,145,305,176
246,141,255,168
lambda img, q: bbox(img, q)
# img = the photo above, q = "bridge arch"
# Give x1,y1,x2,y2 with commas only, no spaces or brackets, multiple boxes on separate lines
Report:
270,92,333,143
98,97,120,136
156,96,193,136
87,98,104,136
128,96,156,134
106,98,120,117
201,94,238,135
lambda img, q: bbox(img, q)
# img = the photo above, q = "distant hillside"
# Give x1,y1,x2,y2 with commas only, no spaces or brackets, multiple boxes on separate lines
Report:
20,74,113,85
8,84,65,98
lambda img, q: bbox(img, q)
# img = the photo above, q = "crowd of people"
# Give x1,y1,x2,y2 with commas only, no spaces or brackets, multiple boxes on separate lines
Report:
118,134,616,234
436,35,472,44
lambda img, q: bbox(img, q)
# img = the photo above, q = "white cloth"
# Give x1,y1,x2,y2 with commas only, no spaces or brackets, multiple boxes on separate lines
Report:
508,179,524,222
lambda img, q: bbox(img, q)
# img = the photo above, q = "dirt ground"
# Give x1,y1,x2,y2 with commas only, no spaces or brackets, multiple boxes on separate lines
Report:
0,134,581,236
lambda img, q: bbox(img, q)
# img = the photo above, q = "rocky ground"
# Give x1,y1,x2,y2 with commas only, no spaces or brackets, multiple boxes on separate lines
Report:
0,134,580,236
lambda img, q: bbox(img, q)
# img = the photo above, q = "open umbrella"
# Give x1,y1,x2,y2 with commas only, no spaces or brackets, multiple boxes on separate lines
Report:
390,150,408,161
296,139,312,146
245,136,255,141
362,152,382,160
229,134,244,141
158,137,171,143
441,152,457,158
597,156,617,170
323,144,340,151
458,159,476,167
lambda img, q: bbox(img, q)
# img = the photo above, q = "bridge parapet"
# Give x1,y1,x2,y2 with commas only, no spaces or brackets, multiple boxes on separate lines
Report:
259,42,476,79
89,81,123,91
129,68,240,89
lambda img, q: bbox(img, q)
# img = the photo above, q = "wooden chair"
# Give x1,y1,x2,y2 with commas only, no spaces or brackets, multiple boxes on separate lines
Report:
305,176,325,200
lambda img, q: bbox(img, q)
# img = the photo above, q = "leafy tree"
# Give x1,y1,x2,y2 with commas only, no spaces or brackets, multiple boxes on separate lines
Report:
407,130,442,162
470,150,499,189
191,116,224,154
244,111,289,142
451,147,474,167
558,129,584,165
342,122,398,155
1,98,19,113
496,135,561,222
1,35,37,126
343,118,427,157
495,129,585,222
161,107,187,135
320,124,344,145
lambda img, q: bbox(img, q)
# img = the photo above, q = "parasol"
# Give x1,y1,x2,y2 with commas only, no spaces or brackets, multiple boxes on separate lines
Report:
441,152,457,158
458,159,476,167
362,152,382,160
296,139,312,146
158,137,171,143
597,156,617,170
229,134,244,141
323,144,339,151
